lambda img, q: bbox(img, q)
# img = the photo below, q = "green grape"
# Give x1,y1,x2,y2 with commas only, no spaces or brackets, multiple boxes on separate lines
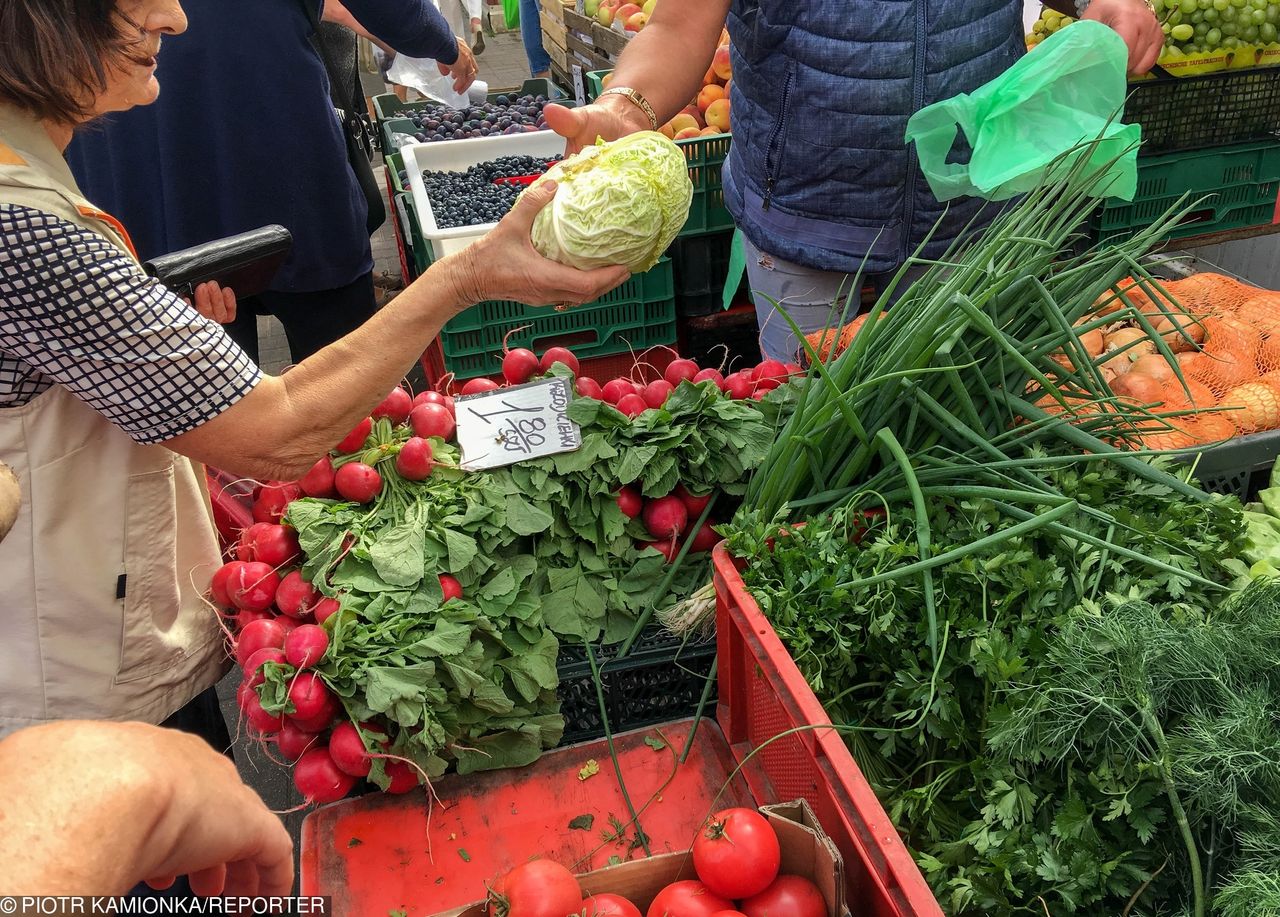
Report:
1182,0,1199,11
1245,22,1261,37
1207,25,1224,41
1172,21,1197,37
1231,0,1248,8
1214,0,1230,8
1205,7,1220,21
1252,0,1268,9
1225,34,1241,45
1262,20,1278,38
1222,5,1238,20
1267,4,1280,22
1223,20,1240,33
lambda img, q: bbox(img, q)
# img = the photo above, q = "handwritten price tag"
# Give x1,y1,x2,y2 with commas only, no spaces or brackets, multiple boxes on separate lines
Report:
455,378,582,471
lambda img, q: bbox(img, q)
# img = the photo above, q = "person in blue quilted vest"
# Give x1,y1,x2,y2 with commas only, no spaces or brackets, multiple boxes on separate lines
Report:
547,1,1163,361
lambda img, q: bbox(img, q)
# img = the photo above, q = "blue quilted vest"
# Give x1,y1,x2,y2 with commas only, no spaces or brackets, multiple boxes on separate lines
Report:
723,0,1025,274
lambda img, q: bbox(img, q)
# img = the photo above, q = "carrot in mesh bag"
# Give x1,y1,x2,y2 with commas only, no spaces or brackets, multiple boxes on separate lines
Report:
805,313,872,363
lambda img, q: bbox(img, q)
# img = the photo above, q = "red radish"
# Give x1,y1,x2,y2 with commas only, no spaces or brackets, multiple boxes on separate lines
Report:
275,570,321,619
238,523,300,567
693,368,725,388
336,417,373,453
784,362,804,377
540,346,580,375
461,377,501,396
410,403,456,441
384,760,419,794
234,607,274,632
252,483,301,525
298,456,337,498
724,372,755,400
648,537,681,563
288,672,339,732
278,616,301,639
334,462,382,503
439,574,464,602
211,561,246,608
242,646,287,689
242,690,284,735
329,721,375,777
617,394,648,418
601,378,637,405
235,617,287,668
577,377,603,400
752,389,770,401
277,721,320,762
503,348,541,385
285,624,330,669
396,437,434,481
372,387,413,424
642,380,674,409
313,597,341,625
663,358,700,388
231,562,281,612
675,484,711,517
755,359,789,385
755,377,781,393
643,495,689,539
616,486,643,519
293,747,356,804
689,522,720,553
413,390,449,409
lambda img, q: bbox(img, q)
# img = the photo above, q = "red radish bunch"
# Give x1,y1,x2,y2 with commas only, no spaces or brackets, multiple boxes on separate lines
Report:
410,402,456,441
236,522,301,567
395,437,434,481
335,417,373,454
372,386,413,424
461,377,500,396
334,462,382,503
502,347,541,385
298,456,337,498
541,347,579,375
252,483,302,525
623,484,721,562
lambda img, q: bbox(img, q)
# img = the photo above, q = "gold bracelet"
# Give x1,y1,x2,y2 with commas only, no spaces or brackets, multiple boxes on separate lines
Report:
599,86,659,131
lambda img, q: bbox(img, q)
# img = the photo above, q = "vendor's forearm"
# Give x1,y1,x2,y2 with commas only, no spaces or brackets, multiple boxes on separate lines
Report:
166,254,475,481
608,0,730,125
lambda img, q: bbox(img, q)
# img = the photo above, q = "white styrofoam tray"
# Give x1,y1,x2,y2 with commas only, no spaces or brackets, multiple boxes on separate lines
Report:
404,131,567,264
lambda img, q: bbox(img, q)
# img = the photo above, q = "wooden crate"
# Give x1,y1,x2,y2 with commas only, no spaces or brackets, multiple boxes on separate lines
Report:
540,10,567,53
563,8,596,35
591,22,630,60
539,0,566,22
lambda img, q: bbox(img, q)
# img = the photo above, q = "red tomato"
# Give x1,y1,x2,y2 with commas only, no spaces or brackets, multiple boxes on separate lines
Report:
709,913,748,917
645,881,732,917
740,876,825,917
582,894,642,917
489,860,583,917
691,808,781,900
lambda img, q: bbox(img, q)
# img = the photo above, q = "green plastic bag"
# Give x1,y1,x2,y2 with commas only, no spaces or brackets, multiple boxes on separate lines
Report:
504,0,520,31
905,20,1139,203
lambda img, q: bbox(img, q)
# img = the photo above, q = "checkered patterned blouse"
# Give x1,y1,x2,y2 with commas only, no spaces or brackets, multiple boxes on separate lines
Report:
0,204,262,444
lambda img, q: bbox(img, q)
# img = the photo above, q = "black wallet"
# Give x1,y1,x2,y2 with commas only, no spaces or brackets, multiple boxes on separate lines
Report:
143,225,293,299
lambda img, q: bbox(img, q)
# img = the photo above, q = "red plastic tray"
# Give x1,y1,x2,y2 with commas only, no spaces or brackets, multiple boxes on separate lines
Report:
299,719,756,914
713,543,943,917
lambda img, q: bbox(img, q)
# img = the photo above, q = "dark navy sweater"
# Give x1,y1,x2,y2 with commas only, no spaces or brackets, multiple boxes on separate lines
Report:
66,0,457,293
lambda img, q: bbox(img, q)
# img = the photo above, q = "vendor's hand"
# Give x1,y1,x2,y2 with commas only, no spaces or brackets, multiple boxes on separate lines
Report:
190,281,237,324
545,96,651,155
1083,0,1164,75
0,721,293,896
445,179,630,307
438,39,478,95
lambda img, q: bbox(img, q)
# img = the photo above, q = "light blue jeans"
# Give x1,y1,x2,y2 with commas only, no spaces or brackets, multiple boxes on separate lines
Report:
520,0,551,75
743,236,926,363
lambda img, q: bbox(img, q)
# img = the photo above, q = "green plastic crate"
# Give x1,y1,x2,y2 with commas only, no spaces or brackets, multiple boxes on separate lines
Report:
585,69,610,101
677,132,734,237
427,259,677,381
385,151,407,193
395,192,432,277
1095,140,1280,244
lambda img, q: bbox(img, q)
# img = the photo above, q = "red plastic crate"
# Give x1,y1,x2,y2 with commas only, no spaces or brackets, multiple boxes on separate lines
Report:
712,543,943,917
420,343,679,393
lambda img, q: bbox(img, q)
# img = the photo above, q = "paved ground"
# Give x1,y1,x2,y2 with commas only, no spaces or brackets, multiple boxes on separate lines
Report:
220,25,539,887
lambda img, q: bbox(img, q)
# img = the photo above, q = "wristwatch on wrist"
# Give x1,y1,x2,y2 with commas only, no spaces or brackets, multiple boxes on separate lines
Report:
599,86,659,131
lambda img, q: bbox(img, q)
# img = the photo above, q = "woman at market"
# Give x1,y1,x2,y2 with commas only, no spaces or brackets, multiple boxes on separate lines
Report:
0,0,628,748
545,0,1164,362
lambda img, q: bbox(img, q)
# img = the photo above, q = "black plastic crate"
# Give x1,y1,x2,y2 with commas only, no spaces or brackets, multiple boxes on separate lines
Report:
1188,427,1280,502
669,230,744,317
1127,67,1280,157
557,624,716,746
679,303,763,371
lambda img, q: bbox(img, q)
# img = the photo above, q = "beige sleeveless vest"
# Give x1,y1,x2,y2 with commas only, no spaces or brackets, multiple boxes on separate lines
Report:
0,104,229,736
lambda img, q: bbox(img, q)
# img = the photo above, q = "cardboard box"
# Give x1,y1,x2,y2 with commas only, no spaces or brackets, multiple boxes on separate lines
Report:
434,800,848,917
